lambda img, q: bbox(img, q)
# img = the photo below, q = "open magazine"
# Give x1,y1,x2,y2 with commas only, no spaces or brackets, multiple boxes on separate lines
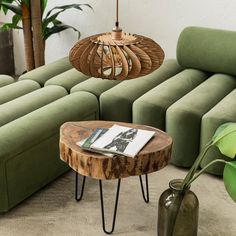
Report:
90,124,155,158
76,128,114,157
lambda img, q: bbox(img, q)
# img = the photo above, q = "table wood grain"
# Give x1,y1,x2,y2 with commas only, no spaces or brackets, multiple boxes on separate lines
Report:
60,121,172,180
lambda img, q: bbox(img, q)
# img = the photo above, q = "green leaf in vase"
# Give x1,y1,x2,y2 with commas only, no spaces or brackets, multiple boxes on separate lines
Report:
223,161,236,202
212,123,236,158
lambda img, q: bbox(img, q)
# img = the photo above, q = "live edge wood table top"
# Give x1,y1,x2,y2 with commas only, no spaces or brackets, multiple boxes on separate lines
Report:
59,120,172,180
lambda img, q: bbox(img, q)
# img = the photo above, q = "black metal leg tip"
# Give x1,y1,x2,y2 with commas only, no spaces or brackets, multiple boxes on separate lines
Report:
75,173,86,202
139,174,149,203
99,179,121,234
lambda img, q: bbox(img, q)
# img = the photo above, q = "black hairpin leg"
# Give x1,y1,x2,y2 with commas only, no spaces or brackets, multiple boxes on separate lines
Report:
139,174,149,203
75,172,86,201
99,179,121,234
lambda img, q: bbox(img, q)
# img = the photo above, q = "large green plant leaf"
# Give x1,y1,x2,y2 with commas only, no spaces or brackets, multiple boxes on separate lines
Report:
0,0,15,3
45,3,92,18
211,123,236,158
1,22,22,29
42,9,65,31
42,3,91,40
42,4,91,30
1,1,91,41
43,20,80,40
40,0,47,15
0,0,14,13
0,1,21,15
1,14,22,29
223,161,236,202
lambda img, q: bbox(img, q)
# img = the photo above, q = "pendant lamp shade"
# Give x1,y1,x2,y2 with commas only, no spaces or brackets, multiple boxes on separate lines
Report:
69,1,165,80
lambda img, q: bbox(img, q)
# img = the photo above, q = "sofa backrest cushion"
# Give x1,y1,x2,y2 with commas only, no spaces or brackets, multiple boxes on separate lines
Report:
177,26,236,76
19,57,72,87
0,75,14,88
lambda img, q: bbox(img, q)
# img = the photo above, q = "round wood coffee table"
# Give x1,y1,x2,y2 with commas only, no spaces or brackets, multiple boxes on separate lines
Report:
60,121,172,234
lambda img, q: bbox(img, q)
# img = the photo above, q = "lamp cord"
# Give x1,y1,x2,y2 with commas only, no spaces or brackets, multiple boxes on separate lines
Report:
115,0,119,27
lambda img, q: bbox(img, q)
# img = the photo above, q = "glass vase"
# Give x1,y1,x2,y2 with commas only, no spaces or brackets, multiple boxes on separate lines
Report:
158,179,199,236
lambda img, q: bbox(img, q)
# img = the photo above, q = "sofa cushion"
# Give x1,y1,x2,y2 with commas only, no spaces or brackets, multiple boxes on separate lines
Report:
71,77,121,98
0,80,40,105
200,89,236,175
177,26,236,76
45,68,89,92
19,57,72,86
0,75,14,88
0,91,99,211
0,85,68,127
0,91,99,163
100,59,183,122
166,74,236,167
133,69,210,129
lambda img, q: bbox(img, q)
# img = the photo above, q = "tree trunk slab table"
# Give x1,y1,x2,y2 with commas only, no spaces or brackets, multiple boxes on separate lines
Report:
60,120,172,234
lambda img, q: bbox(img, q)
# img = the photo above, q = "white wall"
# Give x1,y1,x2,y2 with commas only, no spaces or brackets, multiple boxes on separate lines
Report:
1,0,236,75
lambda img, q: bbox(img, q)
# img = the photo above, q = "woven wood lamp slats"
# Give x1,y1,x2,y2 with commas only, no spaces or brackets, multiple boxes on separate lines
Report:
69,0,165,80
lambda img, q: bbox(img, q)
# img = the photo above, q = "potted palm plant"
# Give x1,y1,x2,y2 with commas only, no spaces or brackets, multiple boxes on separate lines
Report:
0,0,92,71
158,122,236,236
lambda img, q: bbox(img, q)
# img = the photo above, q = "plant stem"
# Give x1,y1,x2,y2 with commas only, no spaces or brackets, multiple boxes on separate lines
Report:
187,159,227,185
21,2,35,71
181,142,212,189
30,0,45,67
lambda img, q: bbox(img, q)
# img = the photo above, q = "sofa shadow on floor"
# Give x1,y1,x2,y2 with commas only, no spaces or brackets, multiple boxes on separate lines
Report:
0,165,235,236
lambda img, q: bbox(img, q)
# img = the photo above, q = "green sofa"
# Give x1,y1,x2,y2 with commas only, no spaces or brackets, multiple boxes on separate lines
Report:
0,79,99,212
0,26,235,212
133,27,236,174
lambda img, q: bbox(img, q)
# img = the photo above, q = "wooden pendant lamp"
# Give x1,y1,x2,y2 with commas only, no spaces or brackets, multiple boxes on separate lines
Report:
69,0,165,80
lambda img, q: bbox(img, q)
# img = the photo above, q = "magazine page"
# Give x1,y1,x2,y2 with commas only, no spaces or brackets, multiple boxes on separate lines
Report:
91,124,155,157
76,128,114,157
82,128,108,149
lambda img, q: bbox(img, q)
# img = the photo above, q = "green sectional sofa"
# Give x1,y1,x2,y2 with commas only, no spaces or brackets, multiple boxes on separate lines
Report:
133,27,236,174
0,26,235,212
0,92,98,212
0,78,99,212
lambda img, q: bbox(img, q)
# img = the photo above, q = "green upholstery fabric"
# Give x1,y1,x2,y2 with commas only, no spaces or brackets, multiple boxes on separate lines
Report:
200,89,236,175
166,74,236,167
177,27,236,76
0,75,14,88
0,80,40,105
0,91,99,212
133,69,210,129
100,59,183,122
71,77,121,98
45,68,89,92
19,57,72,86
0,85,67,127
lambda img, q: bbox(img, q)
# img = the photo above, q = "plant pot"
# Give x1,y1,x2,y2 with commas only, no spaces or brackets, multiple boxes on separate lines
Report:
0,27,15,75
158,179,199,236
